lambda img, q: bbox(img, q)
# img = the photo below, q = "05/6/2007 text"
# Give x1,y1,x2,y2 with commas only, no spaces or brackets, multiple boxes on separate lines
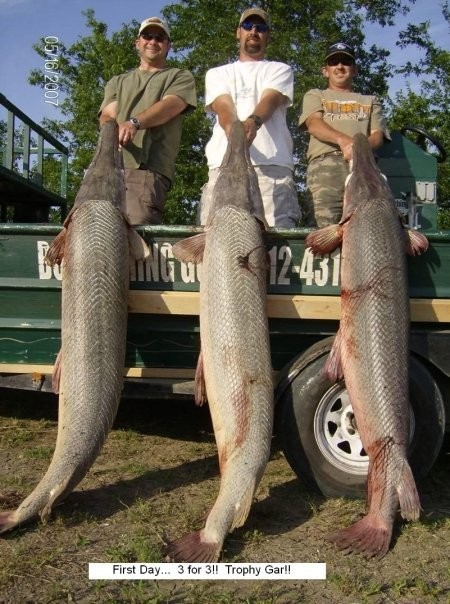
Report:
43,36,59,107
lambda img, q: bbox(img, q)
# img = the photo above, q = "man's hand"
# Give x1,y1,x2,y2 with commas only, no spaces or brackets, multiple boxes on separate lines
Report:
118,121,139,146
243,117,258,145
337,135,354,160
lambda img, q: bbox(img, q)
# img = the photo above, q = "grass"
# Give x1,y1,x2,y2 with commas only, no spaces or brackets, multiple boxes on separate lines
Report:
106,534,163,563
0,399,448,604
22,445,54,459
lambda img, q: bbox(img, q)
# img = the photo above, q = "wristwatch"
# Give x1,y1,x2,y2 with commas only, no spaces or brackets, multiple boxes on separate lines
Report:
129,117,141,130
248,114,263,130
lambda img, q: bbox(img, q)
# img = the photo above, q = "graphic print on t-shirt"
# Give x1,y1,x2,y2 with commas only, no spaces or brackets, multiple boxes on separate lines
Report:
322,99,371,122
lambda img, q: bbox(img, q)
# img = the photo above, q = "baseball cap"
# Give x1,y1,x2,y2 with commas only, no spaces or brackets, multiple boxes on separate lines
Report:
325,42,356,61
138,17,170,39
239,8,270,27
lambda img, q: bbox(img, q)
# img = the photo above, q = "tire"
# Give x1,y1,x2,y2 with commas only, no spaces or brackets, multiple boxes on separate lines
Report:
276,346,446,499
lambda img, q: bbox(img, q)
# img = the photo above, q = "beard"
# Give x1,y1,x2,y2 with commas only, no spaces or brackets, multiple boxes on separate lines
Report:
244,37,262,55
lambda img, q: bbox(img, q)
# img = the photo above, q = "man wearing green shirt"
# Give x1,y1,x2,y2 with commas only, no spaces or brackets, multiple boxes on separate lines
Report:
299,42,390,226
99,16,197,224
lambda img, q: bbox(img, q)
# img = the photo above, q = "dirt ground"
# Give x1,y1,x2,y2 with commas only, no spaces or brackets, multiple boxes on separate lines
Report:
0,390,449,604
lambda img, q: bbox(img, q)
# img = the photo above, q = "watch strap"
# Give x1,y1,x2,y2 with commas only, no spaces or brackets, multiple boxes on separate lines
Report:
248,114,263,130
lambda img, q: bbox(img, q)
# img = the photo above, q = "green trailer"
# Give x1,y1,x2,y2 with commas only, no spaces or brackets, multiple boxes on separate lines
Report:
0,111,448,499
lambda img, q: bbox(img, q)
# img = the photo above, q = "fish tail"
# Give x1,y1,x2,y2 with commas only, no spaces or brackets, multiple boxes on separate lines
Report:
398,461,421,521
164,530,220,563
165,476,257,562
327,514,392,559
0,511,20,534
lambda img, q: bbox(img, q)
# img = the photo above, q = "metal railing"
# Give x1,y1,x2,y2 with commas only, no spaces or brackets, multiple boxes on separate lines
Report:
0,92,69,209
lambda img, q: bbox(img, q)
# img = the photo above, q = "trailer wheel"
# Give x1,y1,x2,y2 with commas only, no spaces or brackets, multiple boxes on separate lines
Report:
276,351,445,499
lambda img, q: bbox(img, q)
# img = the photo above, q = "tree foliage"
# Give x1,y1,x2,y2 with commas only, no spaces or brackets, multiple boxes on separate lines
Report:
27,0,450,225
387,2,450,215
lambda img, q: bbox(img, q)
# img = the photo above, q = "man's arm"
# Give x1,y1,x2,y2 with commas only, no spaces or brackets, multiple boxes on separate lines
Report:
305,115,386,160
305,112,354,159
99,101,118,125
115,95,188,147
243,88,288,144
211,88,289,145
210,94,237,138
368,129,384,151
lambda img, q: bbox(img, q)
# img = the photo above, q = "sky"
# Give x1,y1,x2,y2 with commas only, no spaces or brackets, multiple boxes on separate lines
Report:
0,0,448,129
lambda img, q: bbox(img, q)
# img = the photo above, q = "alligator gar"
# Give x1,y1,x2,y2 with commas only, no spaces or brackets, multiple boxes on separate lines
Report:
166,121,273,562
0,120,148,533
305,132,428,558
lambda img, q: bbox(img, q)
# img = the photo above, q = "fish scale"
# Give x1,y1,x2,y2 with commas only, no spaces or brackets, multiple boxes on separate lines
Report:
342,200,410,448
203,205,272,455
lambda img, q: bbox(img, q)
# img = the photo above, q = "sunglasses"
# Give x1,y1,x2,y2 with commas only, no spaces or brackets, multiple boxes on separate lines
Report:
240,20,269,33
140,32,167,42
327,56,355,66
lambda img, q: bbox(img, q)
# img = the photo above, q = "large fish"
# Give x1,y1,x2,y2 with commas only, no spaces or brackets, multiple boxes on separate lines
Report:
166,121,274,562
305,133,428,557
0,120,148,533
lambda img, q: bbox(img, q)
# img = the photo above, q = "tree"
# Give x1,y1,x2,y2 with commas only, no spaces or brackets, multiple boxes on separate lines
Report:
29,2,416,223
387,2,450,223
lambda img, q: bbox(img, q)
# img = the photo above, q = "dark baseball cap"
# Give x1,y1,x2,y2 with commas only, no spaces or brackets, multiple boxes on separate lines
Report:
325,42,356,61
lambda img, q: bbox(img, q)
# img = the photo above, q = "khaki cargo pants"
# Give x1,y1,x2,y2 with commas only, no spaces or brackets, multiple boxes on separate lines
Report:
124,168,170,226
303,155,351,227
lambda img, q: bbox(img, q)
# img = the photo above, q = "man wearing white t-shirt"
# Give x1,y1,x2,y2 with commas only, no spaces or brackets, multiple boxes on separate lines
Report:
197,8,301,227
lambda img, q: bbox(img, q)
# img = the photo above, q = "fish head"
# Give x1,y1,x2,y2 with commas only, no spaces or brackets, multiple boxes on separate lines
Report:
71,120,126,214
341,133,395,223
205,121,266,227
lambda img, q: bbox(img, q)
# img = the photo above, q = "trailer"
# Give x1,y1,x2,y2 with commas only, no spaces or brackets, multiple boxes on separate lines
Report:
0,96,448,498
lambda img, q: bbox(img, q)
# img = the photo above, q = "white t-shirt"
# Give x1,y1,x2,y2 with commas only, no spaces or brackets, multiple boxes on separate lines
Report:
204,60,294,170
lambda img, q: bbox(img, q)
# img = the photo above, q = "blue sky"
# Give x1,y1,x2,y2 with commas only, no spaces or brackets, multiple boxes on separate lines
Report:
0,0,447,127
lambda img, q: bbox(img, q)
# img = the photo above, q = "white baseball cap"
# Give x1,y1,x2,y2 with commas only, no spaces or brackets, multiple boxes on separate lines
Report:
138,17,170,39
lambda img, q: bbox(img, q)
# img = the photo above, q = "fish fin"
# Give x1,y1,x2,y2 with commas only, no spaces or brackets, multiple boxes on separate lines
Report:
327,514,392,559
52,349,62,394
305,224,343,255
0,510,20,534
397,462,421,521
194,350,207,407
45,228,67,266
405,228,429,256
173,233,206,264
164,530,220,562
344,171,353,188
230,478,256,531
40,476,72,522
128,228,150,260
325,332,343,382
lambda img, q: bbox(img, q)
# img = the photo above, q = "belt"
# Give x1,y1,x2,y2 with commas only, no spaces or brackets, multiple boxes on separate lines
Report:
311,150,344,162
